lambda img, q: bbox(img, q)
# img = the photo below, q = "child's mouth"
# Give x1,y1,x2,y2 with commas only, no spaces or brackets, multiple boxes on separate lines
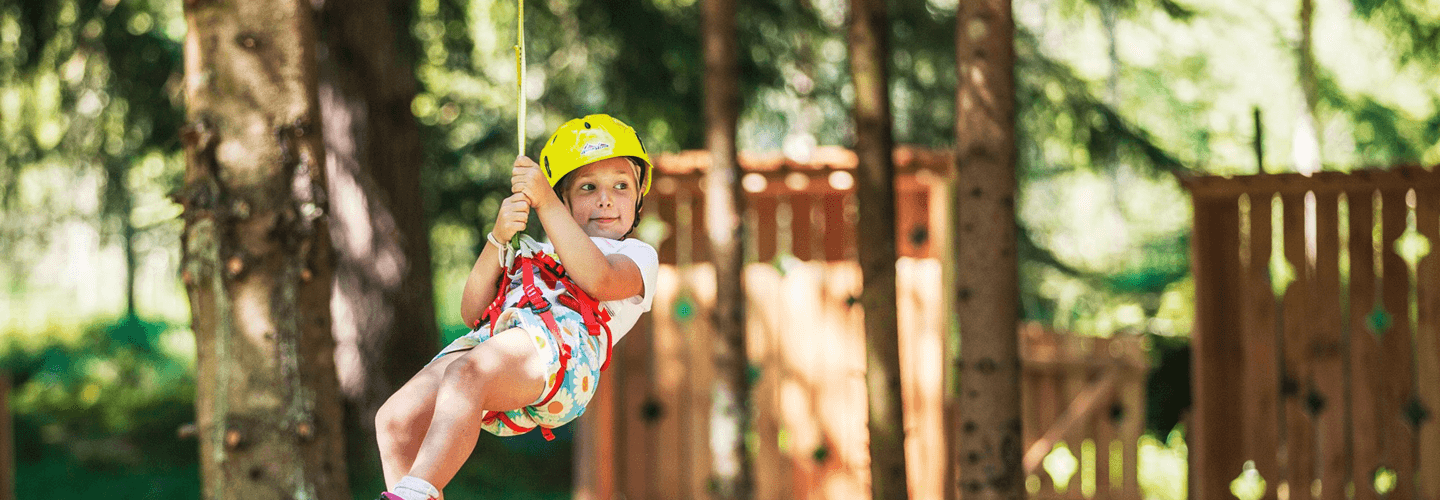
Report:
592,217,619,224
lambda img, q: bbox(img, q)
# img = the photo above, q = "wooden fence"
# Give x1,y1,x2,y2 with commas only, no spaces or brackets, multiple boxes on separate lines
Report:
1021,323,1148,500
1183,166,1440,500
574,147,1152,500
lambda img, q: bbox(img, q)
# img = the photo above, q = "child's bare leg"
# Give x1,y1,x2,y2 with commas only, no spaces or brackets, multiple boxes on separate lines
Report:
405,327,548,492
376,352,464,487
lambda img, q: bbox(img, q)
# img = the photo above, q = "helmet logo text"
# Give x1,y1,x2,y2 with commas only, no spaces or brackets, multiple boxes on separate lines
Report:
580,142,611,156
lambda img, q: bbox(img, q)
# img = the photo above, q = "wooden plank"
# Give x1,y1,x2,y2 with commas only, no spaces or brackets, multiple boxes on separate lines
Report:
746,265,785,500
1020,324,1047,482
1190,194,1246,500
1061,337,1088,499
897,258,946,500
654,188,679,265
752,196,779,263
1379,188,1416,500
682,265,716,500
649,270,686,500
780,262,831,500
1093,343,1116,499
1413,185,1440,500
1031,331,1061,494
616,311,654,498
788,194,817,261
687,187,713,264
834,264,870,499
1311,192,1348,500
1180,167,1440,199
573,375,612,500
1346,188,1380,500
1280,192,1315,500
1031,329,1062,494
895,179,931,258
820,193,855,261
1241,193,1282,498
1119,361,1144,500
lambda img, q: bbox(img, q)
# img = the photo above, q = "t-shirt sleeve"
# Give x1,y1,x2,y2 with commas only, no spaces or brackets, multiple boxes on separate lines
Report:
610,239,660,311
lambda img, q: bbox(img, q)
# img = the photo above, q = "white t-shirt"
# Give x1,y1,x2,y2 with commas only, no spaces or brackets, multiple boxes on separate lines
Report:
538,236,659,346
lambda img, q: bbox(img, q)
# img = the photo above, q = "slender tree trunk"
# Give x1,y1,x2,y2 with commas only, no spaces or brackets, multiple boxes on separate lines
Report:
848,0,909,498
122,209,137,319
179,1,349,498
703,0,752,497
1294,0,1322,174
314,0,437,459
953,0,1023,498
103,157,139,320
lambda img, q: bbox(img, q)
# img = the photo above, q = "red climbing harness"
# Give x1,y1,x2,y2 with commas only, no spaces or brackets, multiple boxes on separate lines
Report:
475,250,613,441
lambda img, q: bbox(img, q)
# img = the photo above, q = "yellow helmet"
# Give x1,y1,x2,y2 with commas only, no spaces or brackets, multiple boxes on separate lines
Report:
539,114,653,196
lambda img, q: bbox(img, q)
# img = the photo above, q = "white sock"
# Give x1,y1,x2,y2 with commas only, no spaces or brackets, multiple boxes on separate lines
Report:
393,475,439,500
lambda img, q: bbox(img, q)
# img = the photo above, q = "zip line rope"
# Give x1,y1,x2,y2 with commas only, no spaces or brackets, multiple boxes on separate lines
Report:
507,0,527,257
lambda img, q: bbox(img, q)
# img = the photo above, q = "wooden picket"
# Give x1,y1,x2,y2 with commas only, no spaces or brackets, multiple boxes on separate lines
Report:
1182,166,1440,500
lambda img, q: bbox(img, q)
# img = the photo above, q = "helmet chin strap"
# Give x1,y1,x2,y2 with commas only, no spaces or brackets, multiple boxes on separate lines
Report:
621,199,643,240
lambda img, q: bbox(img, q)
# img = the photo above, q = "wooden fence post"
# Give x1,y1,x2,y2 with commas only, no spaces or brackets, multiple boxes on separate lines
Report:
1191,194,1246,500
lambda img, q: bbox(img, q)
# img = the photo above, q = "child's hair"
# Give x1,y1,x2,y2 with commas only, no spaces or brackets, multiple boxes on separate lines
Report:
552,156,647,239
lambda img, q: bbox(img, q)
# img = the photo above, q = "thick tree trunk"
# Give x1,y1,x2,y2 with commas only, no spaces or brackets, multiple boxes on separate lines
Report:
179,1,349,498
953,0,1023,498
702,0,752,497
848,0,909,498
314,0,437,447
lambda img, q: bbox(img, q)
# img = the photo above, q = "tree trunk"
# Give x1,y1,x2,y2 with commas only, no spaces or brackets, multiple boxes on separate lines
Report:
314,0,437,456
848,0,910,498
1294,0,1322,174
953,0,1023,498
702,0,752,497
179,1,349,498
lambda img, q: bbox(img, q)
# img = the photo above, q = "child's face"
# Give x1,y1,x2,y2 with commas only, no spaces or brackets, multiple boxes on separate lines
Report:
563,157,641,239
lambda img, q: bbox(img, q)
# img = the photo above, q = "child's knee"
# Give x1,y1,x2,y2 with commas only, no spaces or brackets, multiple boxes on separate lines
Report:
445,348,504,385
446,330,544,385
376,395,419,437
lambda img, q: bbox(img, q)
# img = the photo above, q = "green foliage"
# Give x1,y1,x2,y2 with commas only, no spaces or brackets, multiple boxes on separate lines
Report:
1349,0,1440,65
2,317,199,498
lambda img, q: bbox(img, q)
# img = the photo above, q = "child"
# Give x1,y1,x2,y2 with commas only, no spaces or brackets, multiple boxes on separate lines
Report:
374,114,660,500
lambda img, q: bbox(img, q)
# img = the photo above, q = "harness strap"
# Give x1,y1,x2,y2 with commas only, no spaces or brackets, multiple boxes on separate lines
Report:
481,409,558,441
473,245,614,442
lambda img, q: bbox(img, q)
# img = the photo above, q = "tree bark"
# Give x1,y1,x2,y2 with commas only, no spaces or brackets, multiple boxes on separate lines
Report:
314,0,437,448
703,0,752,497
179,0,349,498
953,0,1023,499
848,0,910,498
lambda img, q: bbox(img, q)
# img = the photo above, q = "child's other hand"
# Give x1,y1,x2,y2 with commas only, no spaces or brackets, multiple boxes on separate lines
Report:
511,155,558,209
492,193,530,241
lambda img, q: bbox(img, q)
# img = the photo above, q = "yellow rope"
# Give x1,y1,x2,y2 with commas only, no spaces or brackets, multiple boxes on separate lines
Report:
515,0,525,157
509,0,526,253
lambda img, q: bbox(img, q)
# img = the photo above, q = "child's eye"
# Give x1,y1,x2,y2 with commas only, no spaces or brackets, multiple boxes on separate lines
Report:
579,183,596,191
615,182,629,190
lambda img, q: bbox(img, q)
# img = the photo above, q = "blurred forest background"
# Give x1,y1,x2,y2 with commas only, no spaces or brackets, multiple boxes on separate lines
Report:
0,0,1437,498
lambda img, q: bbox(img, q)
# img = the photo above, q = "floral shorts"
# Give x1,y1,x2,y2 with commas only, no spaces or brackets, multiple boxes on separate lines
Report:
433,305,607,438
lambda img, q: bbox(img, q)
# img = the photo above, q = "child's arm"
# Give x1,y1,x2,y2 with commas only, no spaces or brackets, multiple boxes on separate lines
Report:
459,193,530,328
510,156,645,302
